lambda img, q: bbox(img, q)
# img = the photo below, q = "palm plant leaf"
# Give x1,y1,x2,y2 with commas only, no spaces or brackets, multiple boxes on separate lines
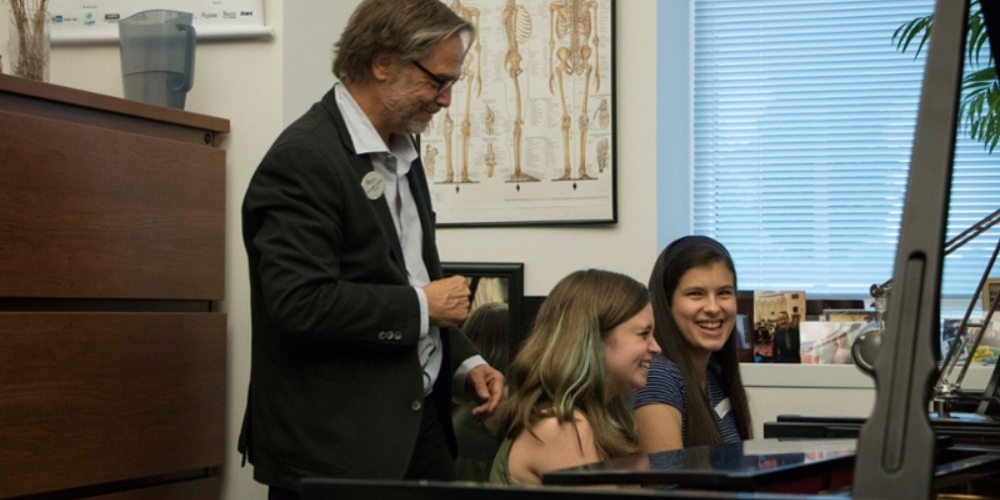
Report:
897,1,1000,153
893,15,933,57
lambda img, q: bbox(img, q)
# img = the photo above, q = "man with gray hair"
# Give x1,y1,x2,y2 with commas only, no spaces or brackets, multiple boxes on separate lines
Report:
238,1,504,497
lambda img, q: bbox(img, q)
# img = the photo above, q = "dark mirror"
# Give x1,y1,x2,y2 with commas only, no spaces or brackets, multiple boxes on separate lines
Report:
442,262,525,362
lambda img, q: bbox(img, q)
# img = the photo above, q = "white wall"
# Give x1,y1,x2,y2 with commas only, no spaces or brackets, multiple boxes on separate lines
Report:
280,1,355,126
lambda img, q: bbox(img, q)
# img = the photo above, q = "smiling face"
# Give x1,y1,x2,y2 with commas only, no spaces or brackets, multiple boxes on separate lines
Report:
602,303,660,399
777,311,790,329
381,34,464,135
670,262,737,364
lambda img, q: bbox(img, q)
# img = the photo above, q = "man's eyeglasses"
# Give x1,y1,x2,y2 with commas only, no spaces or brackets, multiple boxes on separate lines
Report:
412,61,458,93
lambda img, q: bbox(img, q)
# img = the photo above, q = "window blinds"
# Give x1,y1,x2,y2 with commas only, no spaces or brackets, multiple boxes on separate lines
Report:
693,0,1000,300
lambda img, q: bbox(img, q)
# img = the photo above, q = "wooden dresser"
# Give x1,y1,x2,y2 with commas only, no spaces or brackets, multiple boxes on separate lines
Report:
0,74,228,500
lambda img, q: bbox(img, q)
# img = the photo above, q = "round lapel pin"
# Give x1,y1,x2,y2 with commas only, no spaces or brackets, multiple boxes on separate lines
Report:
361,171,385,200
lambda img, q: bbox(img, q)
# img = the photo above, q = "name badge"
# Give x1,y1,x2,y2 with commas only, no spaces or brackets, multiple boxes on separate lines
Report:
714,397,732,419
362,171,385,200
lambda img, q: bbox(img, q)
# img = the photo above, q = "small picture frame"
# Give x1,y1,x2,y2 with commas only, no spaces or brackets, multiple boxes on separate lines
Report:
734,313,751,349
799,321,867,365
442,262,525,358
983,278,1000,314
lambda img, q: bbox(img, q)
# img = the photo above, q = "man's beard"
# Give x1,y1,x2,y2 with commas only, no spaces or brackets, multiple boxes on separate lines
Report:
383,74,435,135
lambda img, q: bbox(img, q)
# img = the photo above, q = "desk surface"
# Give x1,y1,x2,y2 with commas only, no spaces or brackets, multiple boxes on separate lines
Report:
543,438,857,491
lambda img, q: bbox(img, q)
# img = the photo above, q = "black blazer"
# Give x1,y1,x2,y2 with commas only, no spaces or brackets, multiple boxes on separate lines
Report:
238,86,478,492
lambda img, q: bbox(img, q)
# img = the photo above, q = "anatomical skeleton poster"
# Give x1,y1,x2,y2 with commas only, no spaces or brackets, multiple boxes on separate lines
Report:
423,0,616,226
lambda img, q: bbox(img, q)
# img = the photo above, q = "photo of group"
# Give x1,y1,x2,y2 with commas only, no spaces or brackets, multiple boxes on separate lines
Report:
751,291,806,363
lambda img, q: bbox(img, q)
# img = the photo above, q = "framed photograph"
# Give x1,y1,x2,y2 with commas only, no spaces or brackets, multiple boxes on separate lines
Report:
752,290,806,328
799,321,867,365
442,262,525,358
805,299,865,320
734,313,751,349
941,319,1000,366
941,318,963,363
736,292,755,362
983,277,1000,314
422,0,617,226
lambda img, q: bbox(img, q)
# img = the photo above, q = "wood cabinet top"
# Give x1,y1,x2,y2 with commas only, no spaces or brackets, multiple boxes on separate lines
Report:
0,73,229,134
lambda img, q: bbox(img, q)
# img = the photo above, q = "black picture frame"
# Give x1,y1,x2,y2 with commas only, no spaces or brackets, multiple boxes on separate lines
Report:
442,262,525,360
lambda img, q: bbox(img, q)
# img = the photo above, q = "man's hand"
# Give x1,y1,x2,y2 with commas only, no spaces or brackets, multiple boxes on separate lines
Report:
424,275,471,328
465,364,504,419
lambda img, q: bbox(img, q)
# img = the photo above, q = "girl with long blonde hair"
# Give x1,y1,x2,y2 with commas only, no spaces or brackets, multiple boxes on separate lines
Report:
490,269,661,485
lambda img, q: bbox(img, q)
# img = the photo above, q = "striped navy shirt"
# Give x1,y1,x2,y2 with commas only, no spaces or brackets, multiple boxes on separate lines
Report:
634,355,742,445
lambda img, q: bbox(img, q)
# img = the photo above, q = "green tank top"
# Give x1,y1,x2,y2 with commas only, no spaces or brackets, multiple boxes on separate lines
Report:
488,436,514,484
453,402,502,482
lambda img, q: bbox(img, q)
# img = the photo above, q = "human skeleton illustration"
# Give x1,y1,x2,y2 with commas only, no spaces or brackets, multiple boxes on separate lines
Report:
442,113,454,183
443,0,482,183
503,0,538,182
484,104,496,136
485,143,497,178
594,98,609,130
424,144,439,180
596,137,608,174
549,0,601,180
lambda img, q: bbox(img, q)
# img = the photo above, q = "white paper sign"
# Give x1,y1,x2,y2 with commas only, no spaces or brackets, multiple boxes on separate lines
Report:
49,0,272,43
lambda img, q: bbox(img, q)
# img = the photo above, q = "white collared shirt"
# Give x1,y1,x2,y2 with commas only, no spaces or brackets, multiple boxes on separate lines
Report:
334,83,483,397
